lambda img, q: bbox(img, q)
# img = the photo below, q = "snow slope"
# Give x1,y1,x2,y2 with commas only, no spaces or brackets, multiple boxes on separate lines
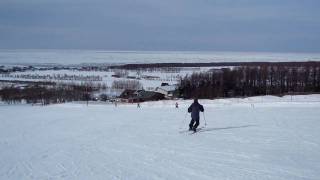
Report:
1,95,320,180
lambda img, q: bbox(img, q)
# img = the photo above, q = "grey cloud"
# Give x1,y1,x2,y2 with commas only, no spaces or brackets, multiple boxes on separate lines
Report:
0,0,319,52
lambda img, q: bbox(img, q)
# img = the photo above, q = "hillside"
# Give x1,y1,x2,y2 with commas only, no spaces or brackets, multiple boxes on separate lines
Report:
1,95,320,179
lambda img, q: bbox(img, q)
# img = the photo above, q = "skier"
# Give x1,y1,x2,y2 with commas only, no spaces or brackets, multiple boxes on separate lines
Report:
175,102,179,108
137,102,141,108
188,99,204,132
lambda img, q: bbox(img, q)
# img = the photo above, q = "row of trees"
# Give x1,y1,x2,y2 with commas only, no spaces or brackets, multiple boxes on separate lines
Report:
1,74,102,81
111,80,143,90
0,84,100,105
179,64,320,99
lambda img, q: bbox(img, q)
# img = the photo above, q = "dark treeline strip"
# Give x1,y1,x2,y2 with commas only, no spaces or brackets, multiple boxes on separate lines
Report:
179,64,320,99
0,79,56,86
110,61,320,69
0,84,98,105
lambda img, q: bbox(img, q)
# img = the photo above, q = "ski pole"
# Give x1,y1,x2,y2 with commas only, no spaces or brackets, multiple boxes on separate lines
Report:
202,112,207,127
179,111,188,129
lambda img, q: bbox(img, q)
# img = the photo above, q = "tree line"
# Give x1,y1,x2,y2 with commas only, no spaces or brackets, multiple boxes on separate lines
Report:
111,61,320,69
1,74,102,81
0,83,102,105
179,63,320,99
111,80,143,90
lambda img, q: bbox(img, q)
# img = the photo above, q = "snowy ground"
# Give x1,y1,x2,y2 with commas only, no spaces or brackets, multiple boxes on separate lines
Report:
0,68,201,91
1,50,320,65
1,95,320,180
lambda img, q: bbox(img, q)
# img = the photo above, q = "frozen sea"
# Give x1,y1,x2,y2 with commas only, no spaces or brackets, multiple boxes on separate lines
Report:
0,49,320,65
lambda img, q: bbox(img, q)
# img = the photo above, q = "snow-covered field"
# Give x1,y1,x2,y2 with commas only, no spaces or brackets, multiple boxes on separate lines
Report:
1,95,320,180
0,69,184,89
1,50,320,65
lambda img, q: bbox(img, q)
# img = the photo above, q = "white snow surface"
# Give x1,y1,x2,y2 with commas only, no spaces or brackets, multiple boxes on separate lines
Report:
1,50,320,65
0,69,184,88
1,95,320,180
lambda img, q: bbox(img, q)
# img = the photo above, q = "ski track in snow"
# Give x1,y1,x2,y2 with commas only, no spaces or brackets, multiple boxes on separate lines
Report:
1,95,320,180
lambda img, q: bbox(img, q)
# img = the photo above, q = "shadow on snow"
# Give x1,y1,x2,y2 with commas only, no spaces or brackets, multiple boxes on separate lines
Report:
198,125,257,133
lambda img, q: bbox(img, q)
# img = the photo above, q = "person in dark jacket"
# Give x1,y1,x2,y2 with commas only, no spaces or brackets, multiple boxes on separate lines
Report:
188,99,204,132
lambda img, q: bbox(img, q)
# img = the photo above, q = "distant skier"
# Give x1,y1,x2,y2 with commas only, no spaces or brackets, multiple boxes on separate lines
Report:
175,102,179,108
137,102,141,108
188,99,204,132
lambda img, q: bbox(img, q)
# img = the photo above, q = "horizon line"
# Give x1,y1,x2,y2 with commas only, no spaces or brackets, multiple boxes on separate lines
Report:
0,48,320,54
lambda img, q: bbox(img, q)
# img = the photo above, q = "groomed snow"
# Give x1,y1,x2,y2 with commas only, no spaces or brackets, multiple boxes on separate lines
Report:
1,95,320,180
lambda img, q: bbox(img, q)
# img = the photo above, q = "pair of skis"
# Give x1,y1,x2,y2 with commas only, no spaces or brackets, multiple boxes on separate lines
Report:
179,127,204,135
179,112,207,135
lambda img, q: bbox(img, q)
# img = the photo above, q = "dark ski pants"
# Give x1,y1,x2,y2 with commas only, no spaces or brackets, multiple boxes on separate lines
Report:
189,117,199,130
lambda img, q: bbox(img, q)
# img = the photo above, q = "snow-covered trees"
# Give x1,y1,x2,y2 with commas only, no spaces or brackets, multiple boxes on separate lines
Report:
0,83,103,105
179,63,320,99
112,80,143,90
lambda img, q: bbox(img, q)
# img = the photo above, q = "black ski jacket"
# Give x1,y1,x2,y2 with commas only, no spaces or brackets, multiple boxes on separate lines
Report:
188,102,204,119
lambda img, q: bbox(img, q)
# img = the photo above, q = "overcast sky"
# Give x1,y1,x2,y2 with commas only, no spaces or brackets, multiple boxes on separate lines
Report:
0,0,319,52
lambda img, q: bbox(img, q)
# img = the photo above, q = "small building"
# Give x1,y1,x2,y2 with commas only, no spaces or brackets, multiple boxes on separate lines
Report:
111,74,121,78
119,89,137,100
137,90,164,101
161,82,169,86
155,85,177,98
119,89,164,103
141,75,160,80
126,76,137,79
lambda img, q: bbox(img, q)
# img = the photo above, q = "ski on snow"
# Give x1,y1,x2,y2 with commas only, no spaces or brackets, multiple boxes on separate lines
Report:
189,128,203,135
179,128,203,134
